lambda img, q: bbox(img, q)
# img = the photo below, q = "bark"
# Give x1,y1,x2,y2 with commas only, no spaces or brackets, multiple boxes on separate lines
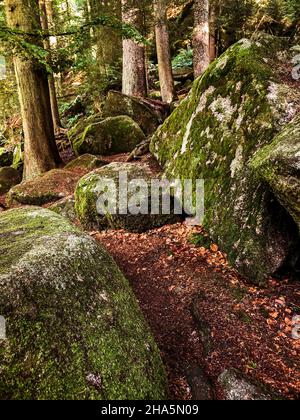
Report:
154,0,174,103
209,4,217,62
89,0,122,78
122,0,147,98
4,0,61,180
193,0,210,77
39,0,62,133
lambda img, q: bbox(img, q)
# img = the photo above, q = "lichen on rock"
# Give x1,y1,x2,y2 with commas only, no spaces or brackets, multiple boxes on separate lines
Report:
64,154,107,171
70,115,145,157
75,162,183,232
8,169,82,205
251,114,300,231
0,207,167,400
102,91,160,135
150,34,300,284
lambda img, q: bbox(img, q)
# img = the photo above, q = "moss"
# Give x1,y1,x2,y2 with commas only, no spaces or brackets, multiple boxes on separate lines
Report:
102,91,159,135
75,162,182,232
8,169,81,206
48,195,77,223
65,154,107,171
0,167,21,194
150,34,300,285
71,116,145,157
101,116,145,154
251,115,300,231
0,208,167,400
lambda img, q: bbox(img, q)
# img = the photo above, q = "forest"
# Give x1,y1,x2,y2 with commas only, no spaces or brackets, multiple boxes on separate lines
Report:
0,0,299,402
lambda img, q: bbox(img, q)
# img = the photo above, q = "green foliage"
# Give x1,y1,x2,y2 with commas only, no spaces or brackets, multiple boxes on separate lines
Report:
172,47,193,69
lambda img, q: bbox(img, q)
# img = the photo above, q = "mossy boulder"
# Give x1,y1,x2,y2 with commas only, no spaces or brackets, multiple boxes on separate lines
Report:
8,169,81,205
150,35,300,284
102,91,160,135
100,116,146,154
48,195,77,223
0,167,21,194
0,207,167,400
75,162,183,232
65,154,107,171
251,115,300,231
71,116,145,157
0,147,13,168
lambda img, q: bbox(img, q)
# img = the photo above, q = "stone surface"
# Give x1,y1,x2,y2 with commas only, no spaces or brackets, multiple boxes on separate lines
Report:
71,115,145,157
0,207,167,400
65,154,107,171
102,91,160,135
251,114,300,231
0,166,21,194
48,195,77,223
218,368,277,400
151,35,300,284
75,162,183,232
8,169,81,205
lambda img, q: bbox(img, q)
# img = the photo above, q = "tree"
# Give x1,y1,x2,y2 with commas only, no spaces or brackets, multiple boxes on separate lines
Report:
154,0,174,103
193,0,210,77
122,0,147,97
39,0,62,133
89,0,122,79
209,2,217,62
4,0,61,180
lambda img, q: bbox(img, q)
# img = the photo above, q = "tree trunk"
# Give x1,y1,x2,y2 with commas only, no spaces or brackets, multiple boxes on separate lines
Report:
154,0,174,103
39,0,62,133
209,3,217,62
89,0,122,78
193,0,210,77
4,0,61,180
122,0,147,98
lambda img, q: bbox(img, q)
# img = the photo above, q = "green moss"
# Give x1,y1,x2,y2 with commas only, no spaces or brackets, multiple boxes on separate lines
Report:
251,115,300,230
103,91,159,135
101,116,145,154
71,116,145,157
0,208,167,400
75,162,182,232
8,169,80,206
65,154,107,171
150,34,300,284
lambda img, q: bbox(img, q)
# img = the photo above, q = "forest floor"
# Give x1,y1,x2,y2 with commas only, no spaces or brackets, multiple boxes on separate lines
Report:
1,152,300,400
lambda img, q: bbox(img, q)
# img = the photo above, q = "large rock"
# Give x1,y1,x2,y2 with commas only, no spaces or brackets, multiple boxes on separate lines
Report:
218,368,277,400
0,147,13,168
65,154,107,171
102,91,161,135
8,169,81,205
151,35,300,284
48,195,77,223
251,115,300,231
71,115,145,156
0,208,167,400
0,167,21,194
75,162,183,232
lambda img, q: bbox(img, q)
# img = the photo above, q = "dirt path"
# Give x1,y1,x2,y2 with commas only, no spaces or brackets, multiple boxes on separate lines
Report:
95,224,300,400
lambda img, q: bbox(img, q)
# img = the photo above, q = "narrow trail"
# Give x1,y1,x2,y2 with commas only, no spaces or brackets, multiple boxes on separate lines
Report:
95,224,300,400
